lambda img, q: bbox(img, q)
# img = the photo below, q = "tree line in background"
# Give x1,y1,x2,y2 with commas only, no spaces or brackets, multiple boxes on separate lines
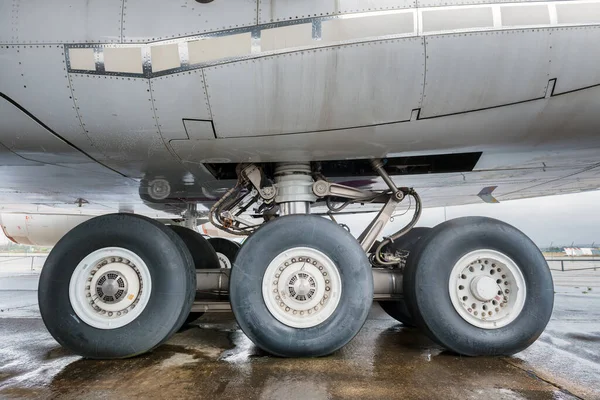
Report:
0,242,51,253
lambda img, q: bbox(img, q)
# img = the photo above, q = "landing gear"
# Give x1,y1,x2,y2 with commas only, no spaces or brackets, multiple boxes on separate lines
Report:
37,160,554,360
377,227,431,327
403,217,554,356
39,214,196,358
229,215,373,357
207,237,240,269
374,228,431,326
169,225,220,325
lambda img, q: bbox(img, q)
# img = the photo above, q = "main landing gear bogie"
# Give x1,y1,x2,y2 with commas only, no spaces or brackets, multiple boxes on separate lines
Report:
37,160,554,359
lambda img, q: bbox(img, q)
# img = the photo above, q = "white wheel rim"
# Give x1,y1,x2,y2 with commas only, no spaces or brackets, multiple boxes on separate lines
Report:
216,252,232,269
448,249,526,329
69,247,152,330
262,247,342,329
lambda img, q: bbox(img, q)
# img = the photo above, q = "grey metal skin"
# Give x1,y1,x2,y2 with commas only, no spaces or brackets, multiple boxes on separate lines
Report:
192,268,403,312
1,1,600,215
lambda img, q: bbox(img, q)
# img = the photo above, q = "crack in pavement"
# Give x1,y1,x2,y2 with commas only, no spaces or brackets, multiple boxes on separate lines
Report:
502,357,585,400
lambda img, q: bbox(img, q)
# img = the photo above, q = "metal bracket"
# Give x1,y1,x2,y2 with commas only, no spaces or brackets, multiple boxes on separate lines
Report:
241,164,276,202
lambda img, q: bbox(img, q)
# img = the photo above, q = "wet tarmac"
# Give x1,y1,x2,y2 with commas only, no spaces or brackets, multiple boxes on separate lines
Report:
1,268,599,400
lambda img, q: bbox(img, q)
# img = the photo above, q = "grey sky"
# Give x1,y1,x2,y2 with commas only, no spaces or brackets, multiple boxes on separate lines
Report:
337,191,600,247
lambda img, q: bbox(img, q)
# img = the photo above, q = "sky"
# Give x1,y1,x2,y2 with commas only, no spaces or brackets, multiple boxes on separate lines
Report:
336,191,600,247
1,191,598,248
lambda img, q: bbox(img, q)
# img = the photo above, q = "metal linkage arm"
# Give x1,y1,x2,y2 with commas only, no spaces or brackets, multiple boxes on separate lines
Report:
312,180,380,202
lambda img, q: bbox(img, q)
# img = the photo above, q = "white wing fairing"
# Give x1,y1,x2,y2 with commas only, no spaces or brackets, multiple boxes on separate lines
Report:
1,0,600,215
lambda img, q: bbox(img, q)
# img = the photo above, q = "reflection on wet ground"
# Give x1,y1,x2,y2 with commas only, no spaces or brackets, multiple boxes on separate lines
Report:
1,271,599,399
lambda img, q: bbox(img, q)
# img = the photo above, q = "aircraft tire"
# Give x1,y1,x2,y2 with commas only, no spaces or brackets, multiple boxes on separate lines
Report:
403,217,554,356
38,213,196,359
207,237,240,269
169,225,221,326
229,215,373,357
375,227,431,327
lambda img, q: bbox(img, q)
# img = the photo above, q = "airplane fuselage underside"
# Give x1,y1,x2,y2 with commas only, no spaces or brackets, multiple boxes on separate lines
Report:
1,0,600,214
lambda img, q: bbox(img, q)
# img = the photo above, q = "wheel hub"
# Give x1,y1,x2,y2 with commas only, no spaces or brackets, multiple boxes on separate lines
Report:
288,272,316,301
470,275,497,302
448,249,527,329
262,247,341,329
69,247,152,330
96,270,128,304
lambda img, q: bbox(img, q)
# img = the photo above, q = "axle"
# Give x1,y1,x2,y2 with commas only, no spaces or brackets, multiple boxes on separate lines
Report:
191,268,403,312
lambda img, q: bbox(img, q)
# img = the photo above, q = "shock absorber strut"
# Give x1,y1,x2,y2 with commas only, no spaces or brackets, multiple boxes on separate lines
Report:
273,163,317,215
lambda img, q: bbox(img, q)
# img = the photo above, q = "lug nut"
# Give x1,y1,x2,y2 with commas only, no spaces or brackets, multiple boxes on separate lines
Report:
285,307,290,311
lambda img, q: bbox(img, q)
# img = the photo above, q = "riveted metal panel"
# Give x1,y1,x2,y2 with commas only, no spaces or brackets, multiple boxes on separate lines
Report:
0,2,14,44
419,0,541,7
421,30,552,118
549,26,600,94
69,75,163,167
174,80,600,164
0,97,92,165
0,45,102,160
123,0,257,43
204,38,425,138
183,120,215,140
258,0,416,23
12,0,122,44
150,70,213,141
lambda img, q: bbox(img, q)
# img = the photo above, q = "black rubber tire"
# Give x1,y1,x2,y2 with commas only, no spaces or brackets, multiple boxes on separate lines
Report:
404,217,554,356
230,215,373,357
207,237,241,269
376,227,431,327
169,225,220,325
39,213,196,359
